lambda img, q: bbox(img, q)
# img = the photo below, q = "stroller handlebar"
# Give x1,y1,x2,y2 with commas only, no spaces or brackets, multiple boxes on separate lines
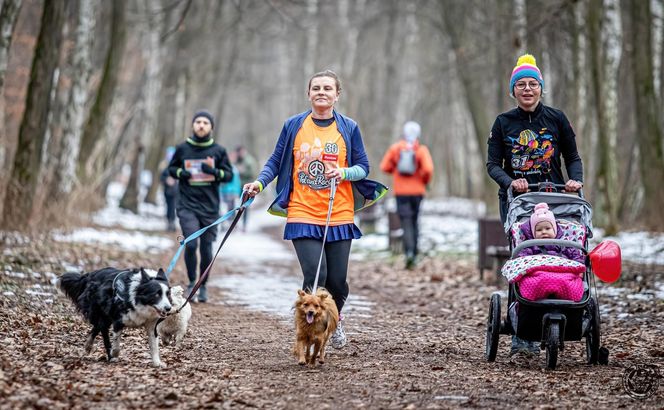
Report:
507,182,584,203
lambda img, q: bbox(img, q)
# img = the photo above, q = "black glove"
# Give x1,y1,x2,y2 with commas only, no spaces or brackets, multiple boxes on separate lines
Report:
201,162,217,176
178,169,191,180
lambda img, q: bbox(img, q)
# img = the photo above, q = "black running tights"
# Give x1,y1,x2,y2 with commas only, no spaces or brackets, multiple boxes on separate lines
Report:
292,238,352,313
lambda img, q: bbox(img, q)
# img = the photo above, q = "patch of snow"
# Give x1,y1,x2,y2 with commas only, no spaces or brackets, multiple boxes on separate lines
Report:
25,290,53,297
3,270,26,279
212,272,372,319
591,230,664,266
52,228,173,254
92,181,170,231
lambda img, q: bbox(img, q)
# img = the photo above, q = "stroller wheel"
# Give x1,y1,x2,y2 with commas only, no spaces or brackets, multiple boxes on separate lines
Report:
485,293,501,362
586,297,600,364
545,322,559,370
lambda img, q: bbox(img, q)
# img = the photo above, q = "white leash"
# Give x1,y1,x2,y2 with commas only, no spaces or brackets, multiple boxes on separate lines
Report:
311,178,337,293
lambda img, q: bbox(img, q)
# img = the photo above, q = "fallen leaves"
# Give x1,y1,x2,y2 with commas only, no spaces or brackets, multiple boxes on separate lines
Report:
1,232,663,408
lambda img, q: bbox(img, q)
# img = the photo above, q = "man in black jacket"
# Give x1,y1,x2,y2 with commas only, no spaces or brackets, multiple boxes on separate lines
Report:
168,110,233,302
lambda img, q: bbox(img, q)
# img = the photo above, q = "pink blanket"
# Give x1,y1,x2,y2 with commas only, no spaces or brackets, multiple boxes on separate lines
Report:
517,267,584,302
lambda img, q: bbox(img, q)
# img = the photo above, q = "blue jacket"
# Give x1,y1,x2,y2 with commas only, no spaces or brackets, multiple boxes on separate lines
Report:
256,110,387,216
220,165,242,196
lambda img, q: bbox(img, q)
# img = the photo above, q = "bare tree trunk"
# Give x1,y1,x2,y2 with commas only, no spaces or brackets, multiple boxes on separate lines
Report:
628,0,664,230
588,0,619,234
0,0,23,217
119,143,142,212
615,0,639,223
125,0,163,207
304,0,319,78
145,70,177,205
3,0,65,229
0,0,22,91
660,0,664,127
494,0,516,113
568,1,586,164
77,0,126,181
441,3,493,200
47,0,95,205
339,0,364,80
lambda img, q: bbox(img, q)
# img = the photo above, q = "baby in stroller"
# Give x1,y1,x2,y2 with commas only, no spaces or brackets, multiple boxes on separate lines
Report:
515,202,585,302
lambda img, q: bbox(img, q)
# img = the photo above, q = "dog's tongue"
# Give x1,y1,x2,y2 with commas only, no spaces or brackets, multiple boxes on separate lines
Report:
306,312,314,324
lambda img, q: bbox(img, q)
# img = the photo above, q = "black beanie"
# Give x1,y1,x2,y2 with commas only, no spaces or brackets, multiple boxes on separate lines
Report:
192,110,215,129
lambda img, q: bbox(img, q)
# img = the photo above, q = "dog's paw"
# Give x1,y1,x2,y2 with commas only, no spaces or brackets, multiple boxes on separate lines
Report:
109,357,119,363
111,348,120,358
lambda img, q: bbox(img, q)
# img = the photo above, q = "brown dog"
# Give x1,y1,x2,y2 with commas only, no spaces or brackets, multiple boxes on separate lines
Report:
293,288,339,365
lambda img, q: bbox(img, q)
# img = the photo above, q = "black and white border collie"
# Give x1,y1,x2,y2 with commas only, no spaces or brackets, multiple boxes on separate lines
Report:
59,267,172,367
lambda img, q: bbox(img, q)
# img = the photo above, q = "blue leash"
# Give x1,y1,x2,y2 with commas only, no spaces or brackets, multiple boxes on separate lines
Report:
164,195,254,278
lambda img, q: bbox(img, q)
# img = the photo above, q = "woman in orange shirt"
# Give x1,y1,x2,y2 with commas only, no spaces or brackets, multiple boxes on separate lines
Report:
244,70,387,349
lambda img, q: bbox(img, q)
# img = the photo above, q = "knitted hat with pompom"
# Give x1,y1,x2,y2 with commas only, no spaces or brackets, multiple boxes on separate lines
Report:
530,202,557,237
510,54,544,97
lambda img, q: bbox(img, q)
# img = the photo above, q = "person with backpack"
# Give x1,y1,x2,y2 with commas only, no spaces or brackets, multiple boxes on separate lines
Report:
380,121,434,269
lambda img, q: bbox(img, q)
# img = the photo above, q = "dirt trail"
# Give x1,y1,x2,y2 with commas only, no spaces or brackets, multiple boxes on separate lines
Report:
0,230,662,409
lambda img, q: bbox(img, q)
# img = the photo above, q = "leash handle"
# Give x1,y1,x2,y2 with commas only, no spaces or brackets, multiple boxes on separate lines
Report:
311,178,337,293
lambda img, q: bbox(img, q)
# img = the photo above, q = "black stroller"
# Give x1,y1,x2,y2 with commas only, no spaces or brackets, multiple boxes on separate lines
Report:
485,183,605,369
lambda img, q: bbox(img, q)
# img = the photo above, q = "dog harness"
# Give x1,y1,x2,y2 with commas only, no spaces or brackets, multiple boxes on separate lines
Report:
112,270,132,303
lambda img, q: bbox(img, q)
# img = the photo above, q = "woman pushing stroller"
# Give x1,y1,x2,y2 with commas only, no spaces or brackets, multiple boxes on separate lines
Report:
486,53,584,356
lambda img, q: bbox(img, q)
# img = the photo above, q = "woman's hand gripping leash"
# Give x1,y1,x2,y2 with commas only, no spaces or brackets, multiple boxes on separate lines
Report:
243,181,261,198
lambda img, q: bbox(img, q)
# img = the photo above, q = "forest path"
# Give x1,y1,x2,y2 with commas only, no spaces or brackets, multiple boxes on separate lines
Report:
0,222,662,408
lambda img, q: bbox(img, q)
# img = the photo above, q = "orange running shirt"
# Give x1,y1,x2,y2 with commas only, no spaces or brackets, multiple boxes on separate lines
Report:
287,115,354,225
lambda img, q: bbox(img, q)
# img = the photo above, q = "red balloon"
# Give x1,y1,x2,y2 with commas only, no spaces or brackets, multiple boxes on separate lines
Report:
590,240,622,283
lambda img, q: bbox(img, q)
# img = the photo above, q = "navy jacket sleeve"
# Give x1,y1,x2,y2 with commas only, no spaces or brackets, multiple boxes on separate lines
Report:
350,123,370,175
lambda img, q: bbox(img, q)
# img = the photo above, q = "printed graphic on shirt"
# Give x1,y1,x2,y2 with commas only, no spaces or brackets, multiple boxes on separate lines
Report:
296,139,339,190
509,129,554,176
